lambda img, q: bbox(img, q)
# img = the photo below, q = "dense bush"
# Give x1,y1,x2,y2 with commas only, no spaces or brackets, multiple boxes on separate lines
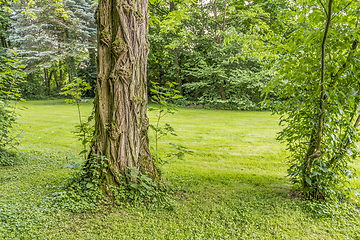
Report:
0,51,26,150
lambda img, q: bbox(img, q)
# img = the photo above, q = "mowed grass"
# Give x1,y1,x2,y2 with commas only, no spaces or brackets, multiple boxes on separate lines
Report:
1,99,360,239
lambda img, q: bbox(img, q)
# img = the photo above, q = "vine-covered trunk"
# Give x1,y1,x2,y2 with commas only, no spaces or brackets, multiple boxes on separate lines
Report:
89,0,156,187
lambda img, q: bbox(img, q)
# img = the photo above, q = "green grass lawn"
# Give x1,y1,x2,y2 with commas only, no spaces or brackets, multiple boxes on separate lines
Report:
1,99,360,239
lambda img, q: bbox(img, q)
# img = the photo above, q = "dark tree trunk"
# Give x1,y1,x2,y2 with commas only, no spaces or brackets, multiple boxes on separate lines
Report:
169,2,183,95
89,47,97,78
89,47,97,96
67,56,77,82
1,37,8,48
53,69,59,90
173,52,183,95
59,61,63,88
212,0,227,101
44,68,50,95
220,81,226,101
89,0,156,189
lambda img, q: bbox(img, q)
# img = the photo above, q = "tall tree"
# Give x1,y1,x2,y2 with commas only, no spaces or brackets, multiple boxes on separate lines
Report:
9,0,97,94
264,0,360,199
88,0,156,191
0,3,11,57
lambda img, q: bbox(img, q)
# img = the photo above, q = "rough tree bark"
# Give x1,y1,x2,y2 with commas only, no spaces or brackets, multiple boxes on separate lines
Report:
89,0,156,188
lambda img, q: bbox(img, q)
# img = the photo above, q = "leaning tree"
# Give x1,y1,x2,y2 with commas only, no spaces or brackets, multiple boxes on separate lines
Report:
88,0,157,191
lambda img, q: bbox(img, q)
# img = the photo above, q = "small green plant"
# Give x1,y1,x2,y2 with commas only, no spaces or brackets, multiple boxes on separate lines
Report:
60,78,93,159
149,81,192,172
0,50,26,151
0,150,24,166
110,167,175,210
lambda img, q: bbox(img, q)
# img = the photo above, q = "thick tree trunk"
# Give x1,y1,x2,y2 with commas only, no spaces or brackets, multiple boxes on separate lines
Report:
89,0,156,188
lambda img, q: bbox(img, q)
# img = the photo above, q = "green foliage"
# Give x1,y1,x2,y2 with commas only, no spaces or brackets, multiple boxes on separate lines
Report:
52,155,105,212
60,78,93,158
52,154,175,212
148,0,283,110
18,71,48,99
0,50,26,150
0,150,23,166
9,0,97,97
149,81,192,172
0,2,11,56
111,167,175,210
60,78,92,105
263,0,360,200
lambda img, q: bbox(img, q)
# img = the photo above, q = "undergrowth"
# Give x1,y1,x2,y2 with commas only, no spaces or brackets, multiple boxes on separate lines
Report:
51,155,176,213
0,149,175,238
0,150,24,166
1,147,360,239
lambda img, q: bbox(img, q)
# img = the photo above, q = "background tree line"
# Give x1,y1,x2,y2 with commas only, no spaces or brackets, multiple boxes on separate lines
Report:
1,0,285,110
1,0,97,99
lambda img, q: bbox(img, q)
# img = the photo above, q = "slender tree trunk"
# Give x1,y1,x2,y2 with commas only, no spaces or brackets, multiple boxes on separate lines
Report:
302,0,333,191
89,47,97,78
49,69,54,94
53,69,59,90
59,61,63,88
67,56,77,82
315,0,333,154
89,0,156,190
44,68,50,95
169,2,183,95
1,37,8,48
173,52,183,95
213,0,227,101
89,47,97,96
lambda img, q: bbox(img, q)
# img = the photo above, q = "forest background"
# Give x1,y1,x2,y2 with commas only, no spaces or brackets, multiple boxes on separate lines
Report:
1,0,279,110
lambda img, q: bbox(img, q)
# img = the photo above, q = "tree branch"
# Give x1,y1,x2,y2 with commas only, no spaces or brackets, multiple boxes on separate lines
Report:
331,0,354,21
318,0,328,17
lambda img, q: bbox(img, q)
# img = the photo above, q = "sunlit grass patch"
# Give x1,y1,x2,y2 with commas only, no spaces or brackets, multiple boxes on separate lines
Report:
0,99,359,239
